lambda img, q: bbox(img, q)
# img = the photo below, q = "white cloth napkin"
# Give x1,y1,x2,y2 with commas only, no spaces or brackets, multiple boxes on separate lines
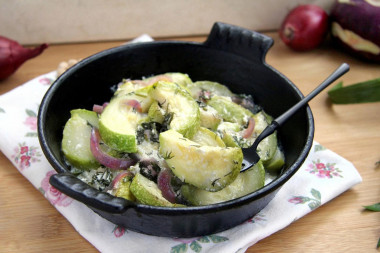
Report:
0,35,362,253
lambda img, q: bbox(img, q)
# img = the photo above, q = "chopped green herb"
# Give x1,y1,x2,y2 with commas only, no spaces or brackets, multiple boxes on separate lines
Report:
158,99,166,107
161,112,174,132
136,122,162,143
163,151,174,160
211,178,220,187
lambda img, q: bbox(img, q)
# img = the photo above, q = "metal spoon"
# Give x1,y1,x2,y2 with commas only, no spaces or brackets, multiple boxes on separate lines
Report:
241,63,350,172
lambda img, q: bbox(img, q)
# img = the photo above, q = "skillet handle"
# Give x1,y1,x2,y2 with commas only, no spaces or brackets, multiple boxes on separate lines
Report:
204,22,274,64
49,172,133,213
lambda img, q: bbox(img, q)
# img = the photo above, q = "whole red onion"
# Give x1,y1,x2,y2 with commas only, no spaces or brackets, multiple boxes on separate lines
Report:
0,36,48,80
279,5,329,51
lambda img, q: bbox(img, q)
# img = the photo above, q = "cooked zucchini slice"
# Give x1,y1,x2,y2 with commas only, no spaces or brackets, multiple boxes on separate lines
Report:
216,122,242,147
134,72,192,88
148,101,165,123
113,174,136,201
264,146,285,171
62,114,99,169
181,161,265,205
216,111,278,162
187,81,234,99
159,130,242,192
99,93,150,153
207,95,253,125
129,173,180,207
165,73,193,87
252,112,277,162
149,81,200,138
191,127,226,147
199,105,222,130
114,80,145,97
70,109,99,128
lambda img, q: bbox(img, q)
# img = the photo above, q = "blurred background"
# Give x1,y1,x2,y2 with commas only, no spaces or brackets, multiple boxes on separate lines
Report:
0,0,333,45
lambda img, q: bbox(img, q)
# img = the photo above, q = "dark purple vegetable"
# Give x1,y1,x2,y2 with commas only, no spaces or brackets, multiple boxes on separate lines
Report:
0,36,48,80
330,0,380,62
279,5,329,51
90,128,138,170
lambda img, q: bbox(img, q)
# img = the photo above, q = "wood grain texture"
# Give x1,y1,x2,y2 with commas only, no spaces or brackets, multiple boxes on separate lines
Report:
0,33,379,253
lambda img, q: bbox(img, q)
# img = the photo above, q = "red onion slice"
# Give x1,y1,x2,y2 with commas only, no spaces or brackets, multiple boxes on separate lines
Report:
157,169,177,203
92,102,109,114
124,99,142,113
93,104,104,114
243,118,255,139
90,128,137,170
110,171,134,189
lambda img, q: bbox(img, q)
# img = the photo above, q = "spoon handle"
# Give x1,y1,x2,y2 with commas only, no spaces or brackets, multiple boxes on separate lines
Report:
242,63,350,172
249,63,350,152
275,63,350,126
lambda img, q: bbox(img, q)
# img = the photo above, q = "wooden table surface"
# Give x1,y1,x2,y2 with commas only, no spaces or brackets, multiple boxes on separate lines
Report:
0,32,379,253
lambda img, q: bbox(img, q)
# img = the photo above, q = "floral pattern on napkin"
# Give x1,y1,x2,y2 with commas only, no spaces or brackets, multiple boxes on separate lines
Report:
40,170,74,207
171,235,229,253
12,142,42,170
0,71,362,252
288,188,321,211
307,159,343,179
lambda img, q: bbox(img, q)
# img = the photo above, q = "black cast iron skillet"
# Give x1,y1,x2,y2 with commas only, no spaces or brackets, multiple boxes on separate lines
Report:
38,22,314,237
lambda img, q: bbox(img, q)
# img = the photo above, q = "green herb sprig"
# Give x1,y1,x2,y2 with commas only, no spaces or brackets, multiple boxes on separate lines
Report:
328,77,380,104
363,202,380,212
363,202,380,249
